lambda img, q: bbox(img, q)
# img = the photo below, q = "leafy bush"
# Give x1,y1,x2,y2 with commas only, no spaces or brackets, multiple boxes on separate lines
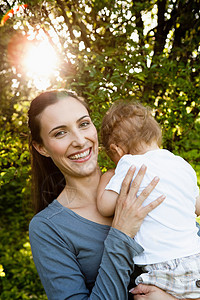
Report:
0,227,47,299
0,130,47,299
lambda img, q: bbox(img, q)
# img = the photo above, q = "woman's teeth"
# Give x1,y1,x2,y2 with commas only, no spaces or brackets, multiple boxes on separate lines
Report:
70,149,90,160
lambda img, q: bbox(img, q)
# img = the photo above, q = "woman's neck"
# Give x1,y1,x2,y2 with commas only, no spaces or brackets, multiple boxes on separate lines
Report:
58,166,101,208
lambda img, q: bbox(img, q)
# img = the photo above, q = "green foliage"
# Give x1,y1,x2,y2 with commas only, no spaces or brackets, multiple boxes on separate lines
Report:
0,226,47,299
0,130,47,299
0,184,47,298
0,131,30,187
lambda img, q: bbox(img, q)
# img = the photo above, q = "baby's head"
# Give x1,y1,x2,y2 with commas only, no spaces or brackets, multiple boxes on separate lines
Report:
101,101,162,164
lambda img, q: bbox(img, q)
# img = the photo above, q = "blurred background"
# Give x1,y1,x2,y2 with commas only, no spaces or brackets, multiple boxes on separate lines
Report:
0,0,199,298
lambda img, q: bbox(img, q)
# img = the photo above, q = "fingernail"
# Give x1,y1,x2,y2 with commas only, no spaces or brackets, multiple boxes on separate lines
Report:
141,164,146,170
129,288,135,293
153,176,160,182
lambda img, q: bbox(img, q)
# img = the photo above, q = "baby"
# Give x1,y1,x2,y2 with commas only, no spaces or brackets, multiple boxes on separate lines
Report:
97,100,200,299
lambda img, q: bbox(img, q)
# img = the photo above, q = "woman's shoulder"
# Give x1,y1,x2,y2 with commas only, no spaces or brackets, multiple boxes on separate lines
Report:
29,200,64,234
29,200,64,225
33,199,63,218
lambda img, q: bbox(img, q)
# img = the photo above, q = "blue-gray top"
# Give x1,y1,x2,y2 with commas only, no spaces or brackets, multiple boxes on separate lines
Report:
29,199,143,299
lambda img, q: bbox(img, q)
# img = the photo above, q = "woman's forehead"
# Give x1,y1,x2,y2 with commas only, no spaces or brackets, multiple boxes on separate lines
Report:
45,97,88,117
40,97,89,127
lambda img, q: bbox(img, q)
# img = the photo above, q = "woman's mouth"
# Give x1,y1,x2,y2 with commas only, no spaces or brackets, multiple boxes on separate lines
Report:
68,148,92,162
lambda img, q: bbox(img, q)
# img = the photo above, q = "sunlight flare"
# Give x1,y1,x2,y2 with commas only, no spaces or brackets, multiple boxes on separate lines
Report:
22,40,59,90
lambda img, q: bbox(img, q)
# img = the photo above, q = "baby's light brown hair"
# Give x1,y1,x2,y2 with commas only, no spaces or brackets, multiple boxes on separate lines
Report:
101,100,162,158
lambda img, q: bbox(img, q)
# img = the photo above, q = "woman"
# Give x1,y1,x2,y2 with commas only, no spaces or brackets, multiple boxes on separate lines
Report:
28,90,199,299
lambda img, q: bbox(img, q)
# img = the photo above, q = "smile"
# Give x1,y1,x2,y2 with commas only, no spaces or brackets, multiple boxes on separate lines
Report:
68,148,91,161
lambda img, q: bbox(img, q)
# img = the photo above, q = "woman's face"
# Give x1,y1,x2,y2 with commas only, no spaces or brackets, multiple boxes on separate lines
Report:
35,97,99,178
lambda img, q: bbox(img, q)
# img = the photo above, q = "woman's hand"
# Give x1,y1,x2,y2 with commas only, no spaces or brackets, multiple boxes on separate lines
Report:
130,284,200,300
130,284,177,300
112,165,165,238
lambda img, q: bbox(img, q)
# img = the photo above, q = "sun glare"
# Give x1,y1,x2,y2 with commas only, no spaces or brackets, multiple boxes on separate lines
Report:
22,40,59,90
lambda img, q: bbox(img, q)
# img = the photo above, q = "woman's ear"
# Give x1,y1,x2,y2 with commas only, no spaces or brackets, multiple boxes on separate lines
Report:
32,141,50,157
109,144,125,164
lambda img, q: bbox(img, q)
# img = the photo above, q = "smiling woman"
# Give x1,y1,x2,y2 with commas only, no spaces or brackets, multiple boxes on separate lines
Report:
32,94,99,180
28,89,93,211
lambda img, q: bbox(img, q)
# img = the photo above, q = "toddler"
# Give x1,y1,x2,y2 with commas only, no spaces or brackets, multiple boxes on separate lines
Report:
97,101,200,299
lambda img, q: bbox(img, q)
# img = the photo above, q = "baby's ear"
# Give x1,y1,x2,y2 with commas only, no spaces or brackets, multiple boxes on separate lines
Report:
32,141,50,157
110,144,125,158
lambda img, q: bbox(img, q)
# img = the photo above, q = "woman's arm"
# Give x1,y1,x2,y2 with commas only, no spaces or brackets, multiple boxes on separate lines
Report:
29,165,164,299
29,217,143,300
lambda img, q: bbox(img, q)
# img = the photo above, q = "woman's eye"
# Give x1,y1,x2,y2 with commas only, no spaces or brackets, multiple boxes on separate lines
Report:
80,121,90,128
55,130,66,138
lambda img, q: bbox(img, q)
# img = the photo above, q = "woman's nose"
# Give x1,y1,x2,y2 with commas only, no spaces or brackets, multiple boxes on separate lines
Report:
71,130,86,147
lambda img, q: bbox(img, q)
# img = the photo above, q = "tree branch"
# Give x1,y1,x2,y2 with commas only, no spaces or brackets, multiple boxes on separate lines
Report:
55,0,75,41
153,0,167,56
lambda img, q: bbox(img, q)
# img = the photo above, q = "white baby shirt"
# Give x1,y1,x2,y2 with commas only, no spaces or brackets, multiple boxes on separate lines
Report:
106,149,200,265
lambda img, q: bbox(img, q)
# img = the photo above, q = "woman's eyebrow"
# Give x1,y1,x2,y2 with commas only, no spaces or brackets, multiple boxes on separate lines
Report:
77,115,90,122
48,115,90,134
48,125,66,135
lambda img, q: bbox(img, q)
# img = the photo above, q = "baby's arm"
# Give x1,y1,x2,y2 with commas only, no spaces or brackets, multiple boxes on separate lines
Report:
97,169,119,217
196,195,200,216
